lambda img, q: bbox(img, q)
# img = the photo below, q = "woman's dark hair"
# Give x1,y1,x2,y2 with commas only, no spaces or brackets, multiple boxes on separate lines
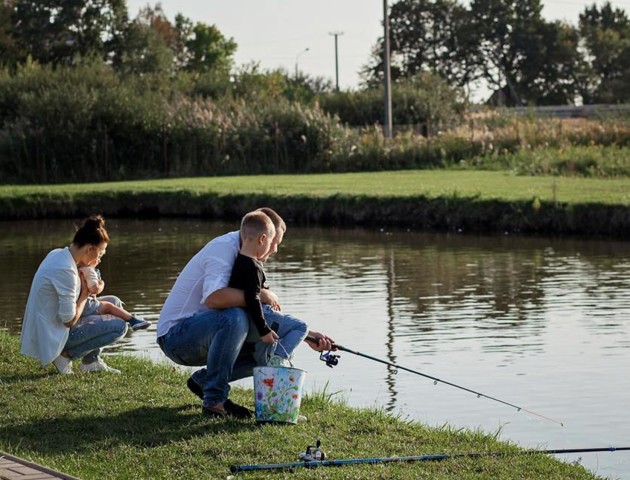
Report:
72,215,110,247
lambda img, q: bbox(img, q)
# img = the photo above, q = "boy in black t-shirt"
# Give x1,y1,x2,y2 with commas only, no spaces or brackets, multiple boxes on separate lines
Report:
228,211,279,347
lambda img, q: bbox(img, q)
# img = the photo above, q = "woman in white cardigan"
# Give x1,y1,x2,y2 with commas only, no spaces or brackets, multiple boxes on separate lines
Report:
21,215,128,374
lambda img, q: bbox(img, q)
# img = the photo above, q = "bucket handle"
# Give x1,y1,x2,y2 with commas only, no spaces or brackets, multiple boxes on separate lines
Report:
273,341,294,367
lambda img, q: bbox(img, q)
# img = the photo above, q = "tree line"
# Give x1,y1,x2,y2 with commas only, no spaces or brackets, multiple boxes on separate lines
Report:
4,0,630,107
363,0,630,105
0,1,237,78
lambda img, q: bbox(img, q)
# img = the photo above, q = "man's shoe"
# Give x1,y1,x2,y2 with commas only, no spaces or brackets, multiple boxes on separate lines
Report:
79,358,121,374
202,405,227,418
52,355,73,374
201,400,253,419
187,376,203,400
129,316,151,331
224,399,253,419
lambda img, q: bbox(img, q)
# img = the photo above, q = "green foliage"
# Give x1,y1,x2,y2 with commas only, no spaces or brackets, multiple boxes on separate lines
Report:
178,18,237,73
363,0,477,88
474,145,630,177
320,73,464,131
5,58,630,184
579,1,630,103
0,61,349,183
370,0,627,105
11,0,129,66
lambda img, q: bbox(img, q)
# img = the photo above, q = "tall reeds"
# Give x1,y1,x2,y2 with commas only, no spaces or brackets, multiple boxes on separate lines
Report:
1,62,630,184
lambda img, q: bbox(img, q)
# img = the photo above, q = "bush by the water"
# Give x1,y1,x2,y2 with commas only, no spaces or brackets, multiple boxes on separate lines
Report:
2,62,630,184
318,73,465,133
0,62,354,183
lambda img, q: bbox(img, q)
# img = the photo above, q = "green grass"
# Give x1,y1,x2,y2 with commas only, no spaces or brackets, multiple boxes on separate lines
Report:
0,332,602,479
1,170,629,206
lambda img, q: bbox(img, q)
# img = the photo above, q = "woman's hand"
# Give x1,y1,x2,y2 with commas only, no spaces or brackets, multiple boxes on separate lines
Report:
305,331,336,352
261,330,279,345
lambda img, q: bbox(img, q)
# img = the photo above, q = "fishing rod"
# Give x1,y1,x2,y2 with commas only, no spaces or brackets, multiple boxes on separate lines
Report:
305,335,563,426
231,446,630,473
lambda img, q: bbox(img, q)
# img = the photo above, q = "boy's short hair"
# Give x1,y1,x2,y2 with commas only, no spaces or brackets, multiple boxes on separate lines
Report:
241,211,275,240
255,207,286,234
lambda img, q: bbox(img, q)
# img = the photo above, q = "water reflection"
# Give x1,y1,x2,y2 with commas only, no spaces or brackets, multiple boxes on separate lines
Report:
1,219,630,478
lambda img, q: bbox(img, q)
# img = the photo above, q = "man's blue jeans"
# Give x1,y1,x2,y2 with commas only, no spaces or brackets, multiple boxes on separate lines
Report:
158,306,308,408
158,307,250,408
64,295,128,363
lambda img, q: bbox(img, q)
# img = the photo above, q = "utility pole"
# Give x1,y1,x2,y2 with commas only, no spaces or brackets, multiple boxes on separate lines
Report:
383,0,393,138
329,31,344,91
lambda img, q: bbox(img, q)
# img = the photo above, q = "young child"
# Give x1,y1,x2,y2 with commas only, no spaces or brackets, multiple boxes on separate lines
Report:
228,211,279,347
79,259,150,331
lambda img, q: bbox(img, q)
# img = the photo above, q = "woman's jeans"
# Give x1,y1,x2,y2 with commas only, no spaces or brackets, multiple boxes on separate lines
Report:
64,295,128,363
158,305,308,408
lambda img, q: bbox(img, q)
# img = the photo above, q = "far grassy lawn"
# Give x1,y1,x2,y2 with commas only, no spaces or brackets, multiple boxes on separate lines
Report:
1,170,629,205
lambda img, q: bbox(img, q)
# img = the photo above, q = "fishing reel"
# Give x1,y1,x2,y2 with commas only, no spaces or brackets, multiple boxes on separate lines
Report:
298,439,326,461
319,351,340,368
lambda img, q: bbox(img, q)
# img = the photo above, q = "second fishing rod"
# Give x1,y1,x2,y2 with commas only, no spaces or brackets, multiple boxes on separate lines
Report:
305,335,563,426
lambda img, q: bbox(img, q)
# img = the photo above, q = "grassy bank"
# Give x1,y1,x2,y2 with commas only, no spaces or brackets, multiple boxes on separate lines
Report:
1,170,629,236
0,332,600,480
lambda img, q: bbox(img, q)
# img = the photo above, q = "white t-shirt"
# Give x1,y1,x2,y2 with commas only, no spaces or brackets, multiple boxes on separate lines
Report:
79,266,100,289
21,247,79,365
157,231,240,338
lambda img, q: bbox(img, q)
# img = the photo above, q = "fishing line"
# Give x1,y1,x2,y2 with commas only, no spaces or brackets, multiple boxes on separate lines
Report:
306,336,563,426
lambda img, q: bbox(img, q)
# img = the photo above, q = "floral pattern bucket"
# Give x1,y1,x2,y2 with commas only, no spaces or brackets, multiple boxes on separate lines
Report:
253,366,306,424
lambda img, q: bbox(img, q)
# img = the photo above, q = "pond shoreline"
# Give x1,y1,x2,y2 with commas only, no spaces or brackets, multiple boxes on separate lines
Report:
2,190,629,238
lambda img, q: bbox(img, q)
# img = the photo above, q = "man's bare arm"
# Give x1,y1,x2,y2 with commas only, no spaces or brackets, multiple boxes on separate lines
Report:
205,287,246,309
205,287,281,309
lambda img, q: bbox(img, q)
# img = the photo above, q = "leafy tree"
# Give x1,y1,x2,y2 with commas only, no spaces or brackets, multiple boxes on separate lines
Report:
175,15,237,74
0,1,22,67
530,21,584,105
470,0,582,105
579,1,630,103
363,0,582,105
469,0,543,104
11,0,128,65
362,0,477,88
116,4,237,77
116,4,175,75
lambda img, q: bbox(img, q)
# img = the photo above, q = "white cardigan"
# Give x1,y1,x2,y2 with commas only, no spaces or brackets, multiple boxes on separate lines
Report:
21,247,80,365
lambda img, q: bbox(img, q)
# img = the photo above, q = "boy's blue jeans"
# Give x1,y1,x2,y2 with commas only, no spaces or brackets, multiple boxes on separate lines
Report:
158,305,308,408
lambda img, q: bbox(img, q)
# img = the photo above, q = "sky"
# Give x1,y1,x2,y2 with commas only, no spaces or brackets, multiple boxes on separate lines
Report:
125,0,630,93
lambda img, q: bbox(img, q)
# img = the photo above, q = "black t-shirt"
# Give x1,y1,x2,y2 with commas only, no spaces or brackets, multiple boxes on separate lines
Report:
228,253,271,336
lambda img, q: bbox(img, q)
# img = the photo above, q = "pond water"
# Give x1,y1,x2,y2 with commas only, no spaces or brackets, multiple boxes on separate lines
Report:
1,218,630,479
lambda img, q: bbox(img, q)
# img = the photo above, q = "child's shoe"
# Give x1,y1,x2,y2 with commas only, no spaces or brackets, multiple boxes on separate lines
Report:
129,316,151,331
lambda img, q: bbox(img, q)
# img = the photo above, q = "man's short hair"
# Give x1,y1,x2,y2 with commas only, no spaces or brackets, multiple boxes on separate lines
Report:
241,211,275,240
256,207,286,233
